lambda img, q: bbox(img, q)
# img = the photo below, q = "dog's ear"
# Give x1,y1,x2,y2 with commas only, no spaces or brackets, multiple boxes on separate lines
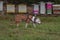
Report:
29,15,32,18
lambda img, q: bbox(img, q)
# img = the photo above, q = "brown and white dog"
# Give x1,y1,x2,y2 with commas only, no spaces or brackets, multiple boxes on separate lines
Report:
15,14,41,28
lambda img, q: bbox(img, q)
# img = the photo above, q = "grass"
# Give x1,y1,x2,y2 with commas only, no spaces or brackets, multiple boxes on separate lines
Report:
0,15,60,40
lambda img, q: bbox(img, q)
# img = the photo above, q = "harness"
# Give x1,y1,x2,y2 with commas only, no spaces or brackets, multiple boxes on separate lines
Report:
26,14,32,21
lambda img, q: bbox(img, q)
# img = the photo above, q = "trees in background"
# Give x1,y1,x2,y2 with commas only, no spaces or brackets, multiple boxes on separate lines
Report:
5,0,60,4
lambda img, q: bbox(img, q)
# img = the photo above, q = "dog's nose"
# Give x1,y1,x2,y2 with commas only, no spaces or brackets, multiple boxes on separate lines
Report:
38,22,41,24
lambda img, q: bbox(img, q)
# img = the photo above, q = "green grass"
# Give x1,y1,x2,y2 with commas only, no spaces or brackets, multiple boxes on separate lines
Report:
0,15,60,40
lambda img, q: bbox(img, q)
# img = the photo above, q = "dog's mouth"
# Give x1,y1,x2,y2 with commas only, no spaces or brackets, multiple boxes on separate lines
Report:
35,22,41,24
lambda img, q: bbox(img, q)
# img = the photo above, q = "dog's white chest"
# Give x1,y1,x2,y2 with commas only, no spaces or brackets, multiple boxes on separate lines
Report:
31,16,35,22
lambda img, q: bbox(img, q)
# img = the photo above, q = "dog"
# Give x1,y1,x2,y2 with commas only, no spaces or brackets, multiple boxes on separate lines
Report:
15,14,41,28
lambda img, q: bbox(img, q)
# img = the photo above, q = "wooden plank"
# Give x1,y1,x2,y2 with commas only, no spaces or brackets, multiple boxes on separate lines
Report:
18,4,27,13
33,4,39,14
6,4,15,13
0,1,3,11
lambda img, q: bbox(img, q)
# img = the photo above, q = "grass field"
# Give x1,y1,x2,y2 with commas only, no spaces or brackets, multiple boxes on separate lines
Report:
0,15,60,40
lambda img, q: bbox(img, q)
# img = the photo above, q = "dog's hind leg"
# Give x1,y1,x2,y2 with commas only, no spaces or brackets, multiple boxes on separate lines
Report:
15,20,21,27
16,23,19,27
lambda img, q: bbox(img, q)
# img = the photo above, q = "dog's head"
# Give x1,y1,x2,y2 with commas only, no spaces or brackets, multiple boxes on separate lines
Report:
31,16,41,24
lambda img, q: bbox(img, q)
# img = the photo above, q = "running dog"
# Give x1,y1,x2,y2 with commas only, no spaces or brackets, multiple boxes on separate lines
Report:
15,14,41,28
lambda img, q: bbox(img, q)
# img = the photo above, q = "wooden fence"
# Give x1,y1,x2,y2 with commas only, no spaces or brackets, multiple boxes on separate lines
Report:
0,1,60,16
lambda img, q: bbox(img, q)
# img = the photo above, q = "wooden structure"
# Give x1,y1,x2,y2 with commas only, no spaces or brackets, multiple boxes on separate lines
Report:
18,4,27,14
33,4,39,15
6,4,15,13
46,2,53,14
53,5,60,14
1,0,60,16
0,1,4,15
39,2,46,14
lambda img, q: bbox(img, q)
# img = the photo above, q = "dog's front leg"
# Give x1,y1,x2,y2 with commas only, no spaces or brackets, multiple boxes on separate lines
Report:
25,19,30,28
33,23,36,28
25,23,28,28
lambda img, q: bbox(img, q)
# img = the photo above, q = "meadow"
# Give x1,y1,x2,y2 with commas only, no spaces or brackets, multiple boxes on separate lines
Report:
0,15,60,40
